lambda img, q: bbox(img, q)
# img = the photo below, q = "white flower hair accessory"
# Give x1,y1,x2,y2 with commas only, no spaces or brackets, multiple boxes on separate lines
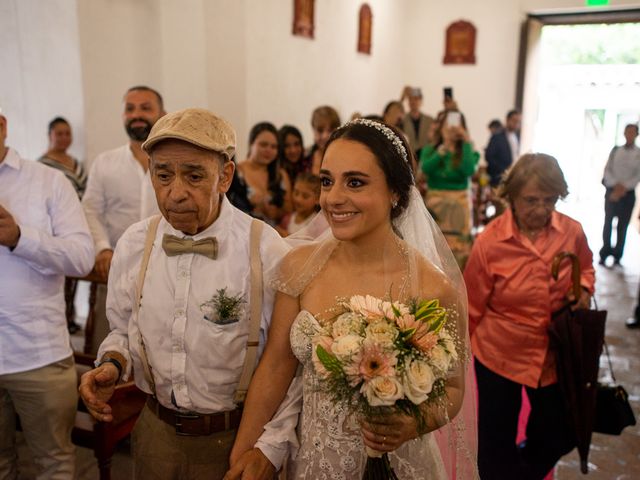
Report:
347,118,409,164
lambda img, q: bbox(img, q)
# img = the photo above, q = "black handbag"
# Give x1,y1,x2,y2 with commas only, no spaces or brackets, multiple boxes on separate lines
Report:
593,342,636,435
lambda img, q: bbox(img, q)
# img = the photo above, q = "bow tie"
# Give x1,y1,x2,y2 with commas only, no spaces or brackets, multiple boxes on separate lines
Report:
162,234,218,260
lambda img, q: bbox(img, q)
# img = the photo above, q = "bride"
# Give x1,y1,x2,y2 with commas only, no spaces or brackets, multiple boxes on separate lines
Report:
227,119,478,479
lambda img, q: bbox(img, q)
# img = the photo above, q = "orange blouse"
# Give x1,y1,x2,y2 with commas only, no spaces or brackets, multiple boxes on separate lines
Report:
464,209,595,388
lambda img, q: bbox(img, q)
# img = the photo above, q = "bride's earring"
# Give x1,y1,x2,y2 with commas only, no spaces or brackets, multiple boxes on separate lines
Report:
391,198,398,208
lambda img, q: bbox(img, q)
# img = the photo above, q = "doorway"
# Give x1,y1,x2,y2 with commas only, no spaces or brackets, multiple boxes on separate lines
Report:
518,11,640,264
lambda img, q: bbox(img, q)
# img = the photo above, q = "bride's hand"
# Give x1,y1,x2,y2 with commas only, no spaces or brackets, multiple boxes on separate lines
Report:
360,413,419,452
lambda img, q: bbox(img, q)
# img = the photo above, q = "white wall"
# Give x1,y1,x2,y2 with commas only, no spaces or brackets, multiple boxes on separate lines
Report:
403,0,640,152
0,0,85,161
2,0,639,163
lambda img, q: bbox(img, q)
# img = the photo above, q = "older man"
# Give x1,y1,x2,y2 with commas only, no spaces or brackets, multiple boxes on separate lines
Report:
401,86,434,158
0,111,94,478
79,108,298,479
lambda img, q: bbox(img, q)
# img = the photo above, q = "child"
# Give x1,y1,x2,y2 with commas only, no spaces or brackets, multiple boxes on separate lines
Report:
306,106,341,174
278,173,320,236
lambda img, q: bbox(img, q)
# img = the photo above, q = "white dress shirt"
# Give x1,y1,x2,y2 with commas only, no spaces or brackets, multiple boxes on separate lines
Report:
82,144,159,253
0,148,94,374
98,196,299,468
603,144,640,191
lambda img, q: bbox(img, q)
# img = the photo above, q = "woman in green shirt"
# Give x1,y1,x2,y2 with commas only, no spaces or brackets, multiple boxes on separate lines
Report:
420,115,479,266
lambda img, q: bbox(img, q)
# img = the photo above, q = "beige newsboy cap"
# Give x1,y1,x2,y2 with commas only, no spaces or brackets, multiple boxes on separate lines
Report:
142,108,236,160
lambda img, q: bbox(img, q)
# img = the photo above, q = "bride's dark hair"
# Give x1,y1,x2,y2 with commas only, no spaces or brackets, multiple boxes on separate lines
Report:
323,121,415,220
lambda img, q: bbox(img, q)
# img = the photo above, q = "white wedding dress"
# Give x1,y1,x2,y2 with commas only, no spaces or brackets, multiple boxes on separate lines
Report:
287,309,447,480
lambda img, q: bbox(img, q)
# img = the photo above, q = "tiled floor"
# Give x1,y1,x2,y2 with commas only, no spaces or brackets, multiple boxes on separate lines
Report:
15,200,640,479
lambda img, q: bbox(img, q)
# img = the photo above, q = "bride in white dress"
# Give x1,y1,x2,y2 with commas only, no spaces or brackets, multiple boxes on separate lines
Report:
228,119,478,479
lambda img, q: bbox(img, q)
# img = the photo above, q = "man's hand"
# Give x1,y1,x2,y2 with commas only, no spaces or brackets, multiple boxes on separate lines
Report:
609,183,627,202
78,363,119,422
94,249,114,279
0,204,20,248
224,448,276,480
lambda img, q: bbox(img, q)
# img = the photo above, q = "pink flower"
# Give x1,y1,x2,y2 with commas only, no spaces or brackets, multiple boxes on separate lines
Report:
410,326,439,353
358,342,397,381
349,295,384,322
396,313,419,331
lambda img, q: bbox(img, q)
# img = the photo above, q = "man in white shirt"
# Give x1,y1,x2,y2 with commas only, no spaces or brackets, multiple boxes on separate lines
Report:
0,112,94,478
79,108,298,479
82,85,165,278
81,86,165,350
600,123,640,267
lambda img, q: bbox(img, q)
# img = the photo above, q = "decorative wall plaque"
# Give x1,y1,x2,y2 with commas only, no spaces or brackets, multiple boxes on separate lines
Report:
293,0,315,39
443,20,476,64
357,4,372,55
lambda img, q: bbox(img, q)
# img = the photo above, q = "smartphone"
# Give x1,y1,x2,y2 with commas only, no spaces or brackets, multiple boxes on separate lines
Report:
446,111,461,127
443,86,453,100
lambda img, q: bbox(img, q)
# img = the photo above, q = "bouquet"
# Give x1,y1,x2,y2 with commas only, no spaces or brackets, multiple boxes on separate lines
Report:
313,294,458,479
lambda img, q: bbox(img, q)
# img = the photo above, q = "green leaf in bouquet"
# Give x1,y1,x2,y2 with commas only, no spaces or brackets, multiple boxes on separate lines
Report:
414,299,440,320
426,309,447,333
316,345,344,376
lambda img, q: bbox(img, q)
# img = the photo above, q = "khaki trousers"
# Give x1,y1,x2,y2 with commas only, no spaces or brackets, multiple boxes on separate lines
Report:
0,356,77,480
132,404,237,480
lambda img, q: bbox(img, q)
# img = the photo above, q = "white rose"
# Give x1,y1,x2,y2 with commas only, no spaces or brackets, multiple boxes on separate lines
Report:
332,312,365,338
402,359,435,404
361,376,404,407
365,320,398,347
331,334,363,363
429,345,451,374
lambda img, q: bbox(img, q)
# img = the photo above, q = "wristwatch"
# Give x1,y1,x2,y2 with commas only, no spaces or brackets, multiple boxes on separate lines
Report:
99,357,123,382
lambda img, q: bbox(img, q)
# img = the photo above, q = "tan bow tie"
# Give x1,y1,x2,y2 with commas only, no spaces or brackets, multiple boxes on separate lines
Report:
162,234,218,260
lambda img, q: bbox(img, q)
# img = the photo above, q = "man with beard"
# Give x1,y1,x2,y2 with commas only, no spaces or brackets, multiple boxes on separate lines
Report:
81,86,165,347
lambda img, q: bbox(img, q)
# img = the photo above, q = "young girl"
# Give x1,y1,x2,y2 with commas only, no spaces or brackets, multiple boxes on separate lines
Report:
278,173,320,236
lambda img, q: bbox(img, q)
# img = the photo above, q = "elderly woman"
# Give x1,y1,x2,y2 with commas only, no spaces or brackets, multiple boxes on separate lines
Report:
464,153,594,480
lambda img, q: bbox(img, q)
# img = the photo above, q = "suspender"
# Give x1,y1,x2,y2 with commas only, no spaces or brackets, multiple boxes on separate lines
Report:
234,219,264,404
135,216,264,404
135,215,162,396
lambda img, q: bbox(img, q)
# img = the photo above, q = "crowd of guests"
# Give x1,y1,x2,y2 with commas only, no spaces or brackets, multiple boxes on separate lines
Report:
2,81,637,480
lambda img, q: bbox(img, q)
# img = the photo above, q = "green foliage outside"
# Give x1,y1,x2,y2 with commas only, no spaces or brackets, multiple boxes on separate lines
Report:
541,23,640,65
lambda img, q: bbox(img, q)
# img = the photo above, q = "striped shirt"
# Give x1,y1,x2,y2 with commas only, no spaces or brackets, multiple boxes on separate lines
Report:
38,155,88,198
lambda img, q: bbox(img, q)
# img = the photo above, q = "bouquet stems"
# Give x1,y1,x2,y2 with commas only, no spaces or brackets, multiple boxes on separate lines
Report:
363,447,399,480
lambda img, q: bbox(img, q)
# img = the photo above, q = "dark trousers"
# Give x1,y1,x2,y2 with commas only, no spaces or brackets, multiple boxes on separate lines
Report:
475,359,576,480
600,188,635,262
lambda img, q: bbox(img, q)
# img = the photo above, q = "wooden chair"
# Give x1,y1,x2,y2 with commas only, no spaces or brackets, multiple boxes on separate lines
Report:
68,271,146,480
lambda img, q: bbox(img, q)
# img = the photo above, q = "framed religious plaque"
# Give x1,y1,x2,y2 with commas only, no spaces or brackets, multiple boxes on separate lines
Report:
357,4,372,55
293,0,315,38
443,20,476,64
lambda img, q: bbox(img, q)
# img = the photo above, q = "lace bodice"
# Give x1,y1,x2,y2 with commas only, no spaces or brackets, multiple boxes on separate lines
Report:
288,310,447,480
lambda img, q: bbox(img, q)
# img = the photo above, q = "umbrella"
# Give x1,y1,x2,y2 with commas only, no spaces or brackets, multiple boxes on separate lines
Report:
547,252,606,475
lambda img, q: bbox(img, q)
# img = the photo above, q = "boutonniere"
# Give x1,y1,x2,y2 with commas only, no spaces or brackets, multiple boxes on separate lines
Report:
201,288,246,325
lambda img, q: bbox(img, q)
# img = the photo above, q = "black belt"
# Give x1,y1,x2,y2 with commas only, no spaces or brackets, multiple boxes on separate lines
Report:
146,396,242,436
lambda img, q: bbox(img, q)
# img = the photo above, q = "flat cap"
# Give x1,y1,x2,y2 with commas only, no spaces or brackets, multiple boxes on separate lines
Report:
142,108,236,160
